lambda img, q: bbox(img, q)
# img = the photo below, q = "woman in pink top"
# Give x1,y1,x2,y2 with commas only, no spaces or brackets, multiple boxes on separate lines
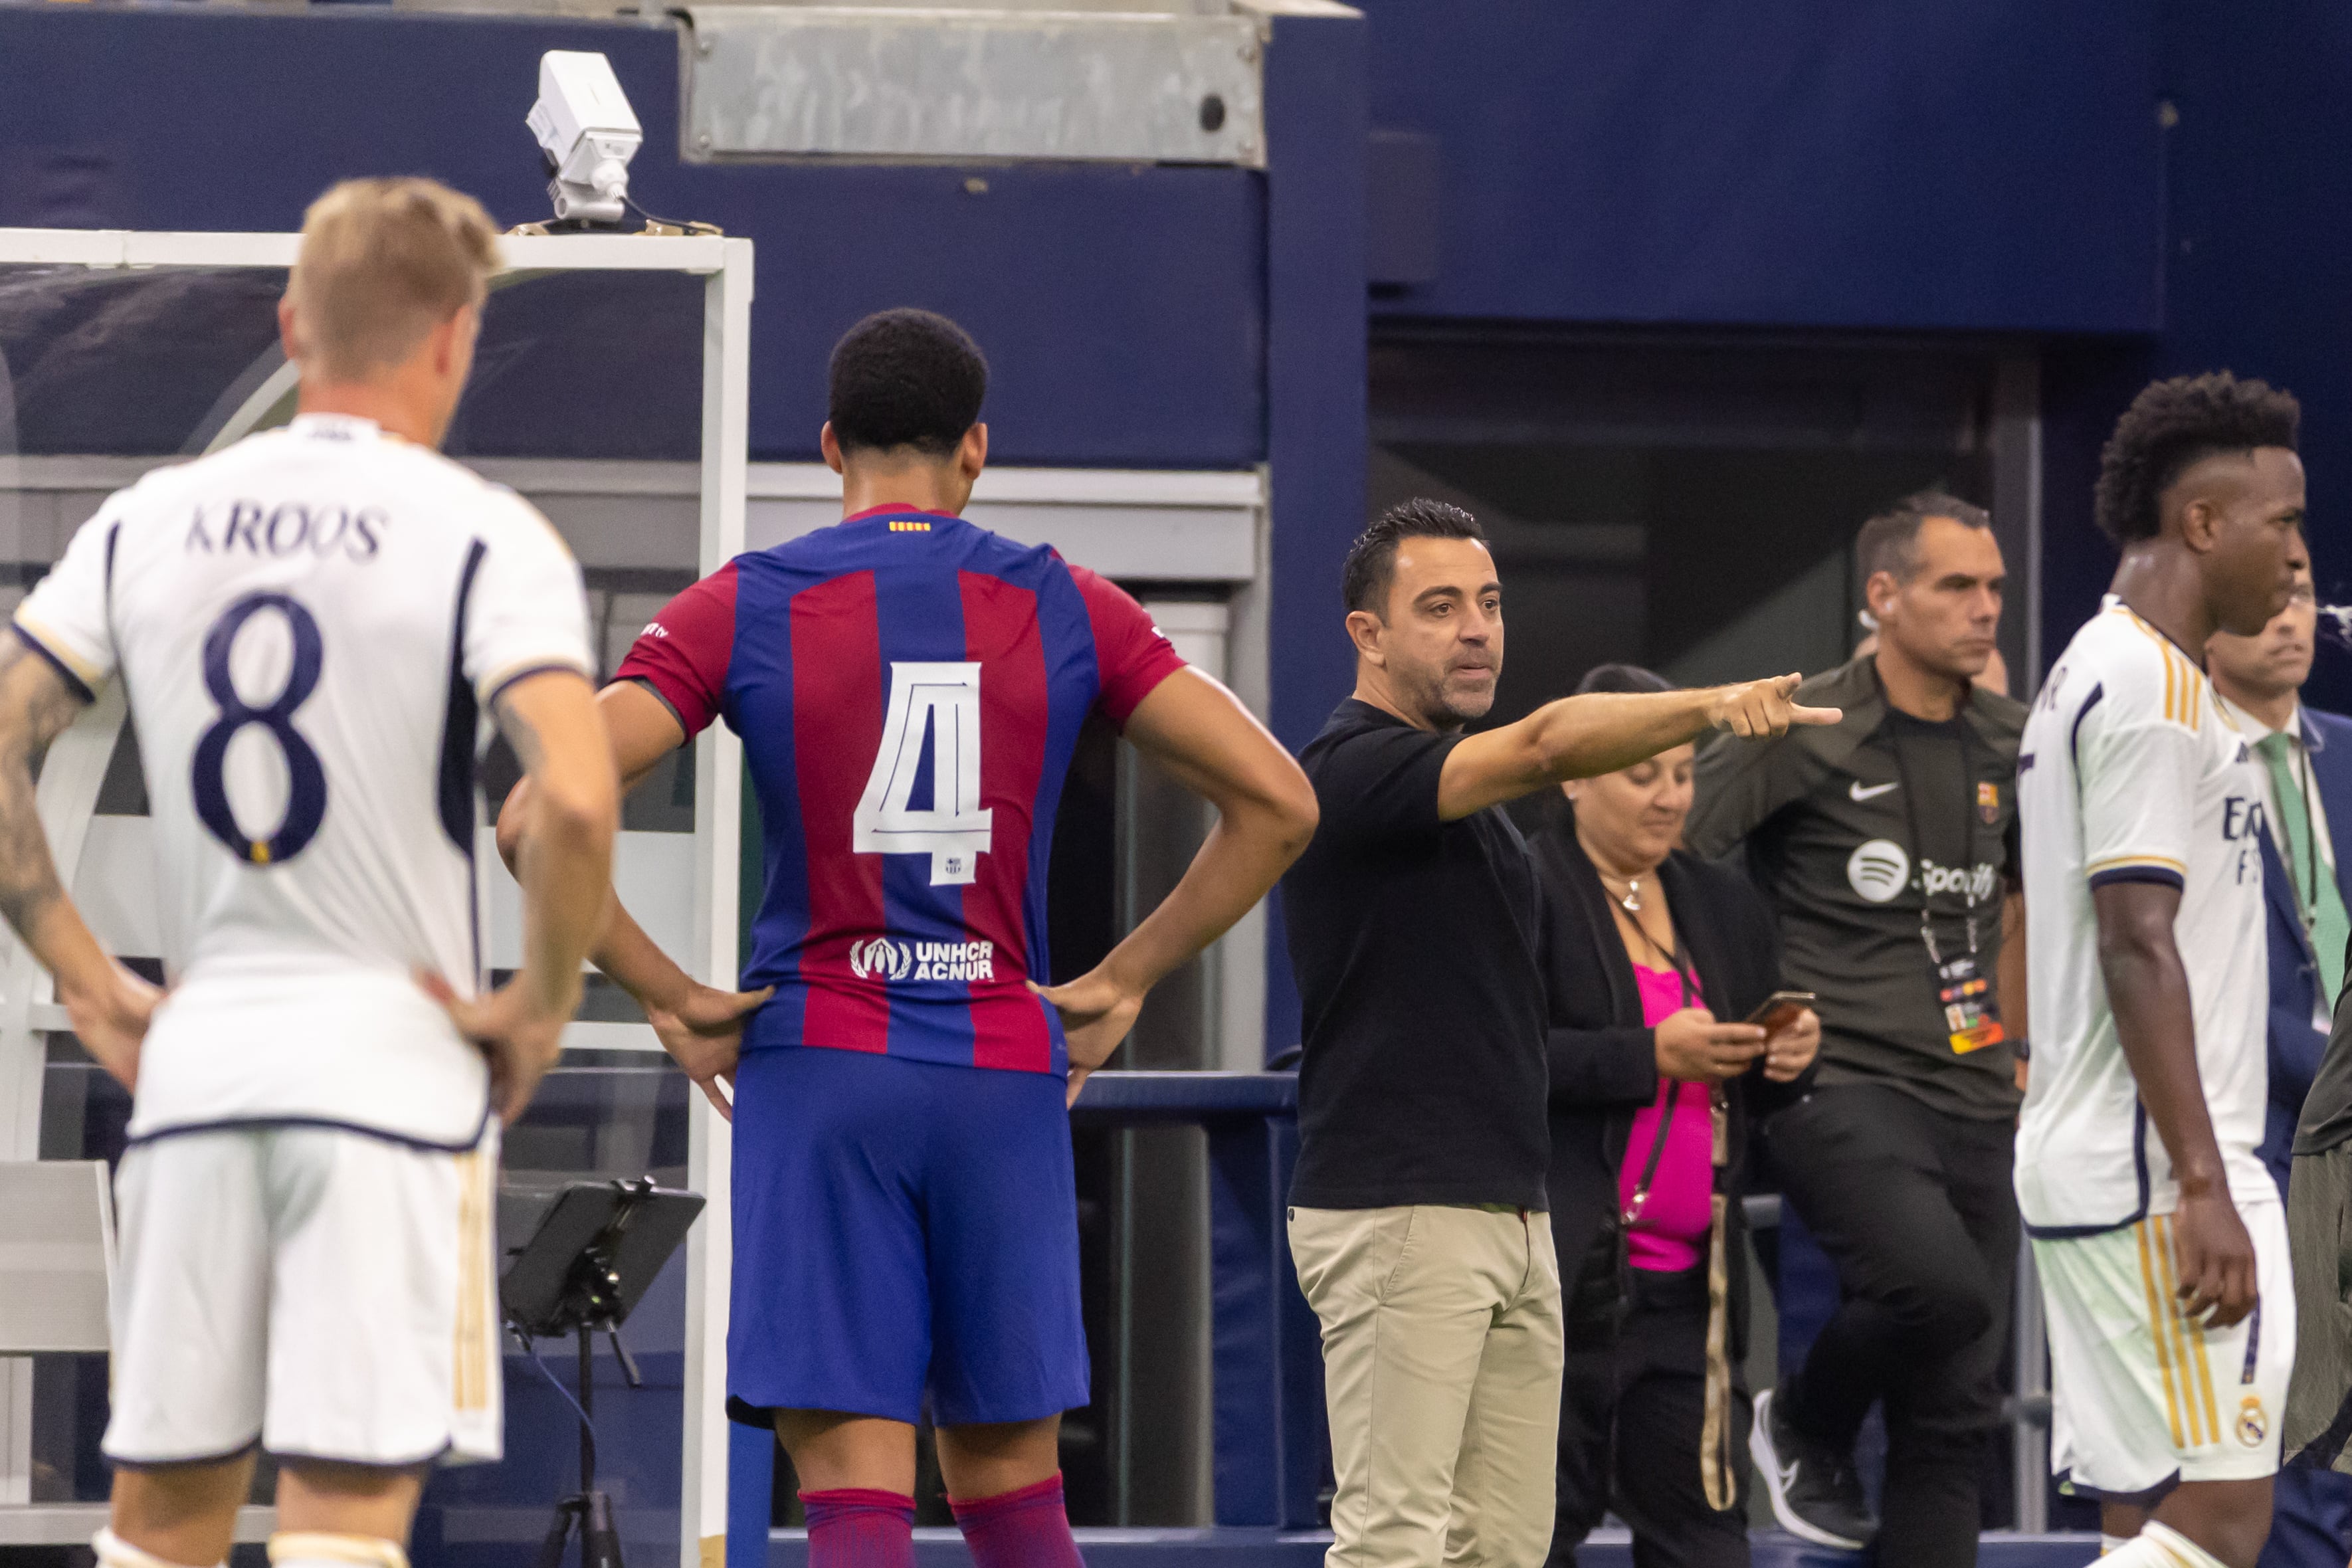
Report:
1532,665,1820,1568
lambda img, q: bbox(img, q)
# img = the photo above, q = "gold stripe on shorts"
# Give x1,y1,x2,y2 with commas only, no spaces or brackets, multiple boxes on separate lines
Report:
2178,1231,2224,1444
452,1149,492,1413
2153,1216,2217,1446
2137,1217,2188,1448
2153,1217,2203,1444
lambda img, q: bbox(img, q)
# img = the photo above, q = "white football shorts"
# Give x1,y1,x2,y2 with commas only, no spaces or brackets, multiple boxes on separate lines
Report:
103,1122,502,1468
2036,1201,2294,1499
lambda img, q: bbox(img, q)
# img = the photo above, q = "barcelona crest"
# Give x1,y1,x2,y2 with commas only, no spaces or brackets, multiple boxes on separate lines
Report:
1977,781,2000,825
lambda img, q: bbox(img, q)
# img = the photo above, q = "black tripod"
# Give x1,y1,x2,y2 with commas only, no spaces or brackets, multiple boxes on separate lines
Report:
532,1320,640,1568
502,1177,706,1568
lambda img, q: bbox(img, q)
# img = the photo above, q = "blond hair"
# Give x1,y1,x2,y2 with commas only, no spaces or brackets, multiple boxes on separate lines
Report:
288,177,501,383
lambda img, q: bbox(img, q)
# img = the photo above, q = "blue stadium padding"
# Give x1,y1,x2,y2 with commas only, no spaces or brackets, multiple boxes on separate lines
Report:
1072,1070,1298,1124
729,1421,776,1568
1357,3,2162,332
763,1527,1328,1567
2263,1459,2352,1567
2039,0,2352,722
1771,1197,1836,1397
1204,1111,1323,1527
1075,1073,1325,1529
754,1528,2104,1567
1256,0,1369,1054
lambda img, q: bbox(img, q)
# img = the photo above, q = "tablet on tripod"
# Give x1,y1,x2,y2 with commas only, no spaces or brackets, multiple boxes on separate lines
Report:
500,1177,706,1568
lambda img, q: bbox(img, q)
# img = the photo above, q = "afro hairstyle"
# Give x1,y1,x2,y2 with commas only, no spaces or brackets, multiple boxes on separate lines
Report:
2094,371,2300,545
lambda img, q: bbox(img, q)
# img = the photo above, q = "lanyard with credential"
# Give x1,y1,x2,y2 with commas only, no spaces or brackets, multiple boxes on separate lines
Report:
1886,720,1981,963
1889,719,2006,1054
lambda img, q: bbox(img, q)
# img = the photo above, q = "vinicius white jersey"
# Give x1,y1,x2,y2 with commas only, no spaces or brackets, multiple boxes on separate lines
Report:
2016,597,2272,1234
14,415,592,1147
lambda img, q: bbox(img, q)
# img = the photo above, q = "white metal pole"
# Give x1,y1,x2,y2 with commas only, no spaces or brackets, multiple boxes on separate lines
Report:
680,237,753,1568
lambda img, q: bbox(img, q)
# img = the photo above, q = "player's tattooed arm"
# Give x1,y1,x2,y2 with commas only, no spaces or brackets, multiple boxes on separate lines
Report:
0,639,87,935
0,638,157,1088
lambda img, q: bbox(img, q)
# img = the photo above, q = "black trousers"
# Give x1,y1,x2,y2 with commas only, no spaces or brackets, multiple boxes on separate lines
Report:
1769,1082,2017,1568
1551,1258,1753,1568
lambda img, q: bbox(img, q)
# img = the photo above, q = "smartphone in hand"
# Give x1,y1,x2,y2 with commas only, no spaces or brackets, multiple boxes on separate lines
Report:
1745,989,1817,1034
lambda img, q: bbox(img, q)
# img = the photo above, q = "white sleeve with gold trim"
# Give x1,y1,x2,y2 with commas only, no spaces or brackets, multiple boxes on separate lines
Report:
2077,631,2202,894
13,499,128,697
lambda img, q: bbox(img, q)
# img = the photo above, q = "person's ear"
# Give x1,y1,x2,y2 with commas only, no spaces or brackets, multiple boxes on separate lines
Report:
1345,607,1386,664
819,422,846,476
959,423,987,482
276,296,305,367
430,312,464,377
1866,568,1901,623
2179,496,2222,555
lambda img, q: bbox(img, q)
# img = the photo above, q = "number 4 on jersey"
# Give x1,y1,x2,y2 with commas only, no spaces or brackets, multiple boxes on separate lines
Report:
854,661,993,886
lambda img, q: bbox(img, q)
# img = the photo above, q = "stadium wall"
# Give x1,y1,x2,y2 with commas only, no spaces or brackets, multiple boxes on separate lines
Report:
0,7,1270,472
2042,0,2352,714
1349,0,2352,709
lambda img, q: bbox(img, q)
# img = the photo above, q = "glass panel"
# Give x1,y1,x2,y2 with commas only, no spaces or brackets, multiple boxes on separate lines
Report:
1,255,710,1565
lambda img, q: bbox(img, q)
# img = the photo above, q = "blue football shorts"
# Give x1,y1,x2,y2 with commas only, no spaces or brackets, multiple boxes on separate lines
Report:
725,1046,1089,1428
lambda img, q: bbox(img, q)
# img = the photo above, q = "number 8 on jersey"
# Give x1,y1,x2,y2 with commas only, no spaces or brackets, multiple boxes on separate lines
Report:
193,591,329,866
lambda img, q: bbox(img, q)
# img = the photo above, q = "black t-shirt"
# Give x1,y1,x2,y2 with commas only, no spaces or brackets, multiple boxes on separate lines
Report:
1688,666,2024,1120
1282,699,1550,1210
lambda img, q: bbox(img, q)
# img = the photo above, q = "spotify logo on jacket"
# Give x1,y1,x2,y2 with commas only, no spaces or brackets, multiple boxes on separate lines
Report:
1846,839,1911,903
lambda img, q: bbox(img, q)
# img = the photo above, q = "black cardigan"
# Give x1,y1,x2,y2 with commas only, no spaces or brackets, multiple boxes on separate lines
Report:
1531,815,1814,1341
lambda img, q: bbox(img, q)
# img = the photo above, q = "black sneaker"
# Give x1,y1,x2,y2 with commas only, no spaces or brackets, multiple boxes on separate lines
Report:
1749,1387,1877,1551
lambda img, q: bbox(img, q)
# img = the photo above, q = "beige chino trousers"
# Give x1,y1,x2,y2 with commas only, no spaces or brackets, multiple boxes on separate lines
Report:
1289,1203,1565,1568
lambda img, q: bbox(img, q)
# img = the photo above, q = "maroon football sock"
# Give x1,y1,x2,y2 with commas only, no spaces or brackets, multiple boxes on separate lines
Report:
948,1473,1084,1568
801,1488,916,1568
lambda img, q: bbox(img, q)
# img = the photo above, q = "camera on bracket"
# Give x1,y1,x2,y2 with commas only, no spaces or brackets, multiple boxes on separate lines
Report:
526,50,642,227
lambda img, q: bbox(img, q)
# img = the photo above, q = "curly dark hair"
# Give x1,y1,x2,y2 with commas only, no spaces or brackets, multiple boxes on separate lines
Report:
2094,372,2300,545
828,308,989,457
1341,498,1488,615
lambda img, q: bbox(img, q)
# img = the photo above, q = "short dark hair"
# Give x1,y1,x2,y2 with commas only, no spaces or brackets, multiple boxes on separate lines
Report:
1342,499,1487,615
827,308,989,457
1575,662,1675,697
1855,492,1992,585
2094,372,2300,545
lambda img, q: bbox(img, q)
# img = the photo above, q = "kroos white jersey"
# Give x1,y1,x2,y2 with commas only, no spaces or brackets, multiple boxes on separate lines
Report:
15,415,592,1147
2016,597,2272,1233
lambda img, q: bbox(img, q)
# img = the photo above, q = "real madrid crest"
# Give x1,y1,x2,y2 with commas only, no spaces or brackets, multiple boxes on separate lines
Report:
2239,1395,2268,1448
1977,781,2000,826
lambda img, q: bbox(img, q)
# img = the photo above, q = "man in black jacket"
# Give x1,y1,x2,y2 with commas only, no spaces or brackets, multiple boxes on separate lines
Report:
1686,494,2024,1566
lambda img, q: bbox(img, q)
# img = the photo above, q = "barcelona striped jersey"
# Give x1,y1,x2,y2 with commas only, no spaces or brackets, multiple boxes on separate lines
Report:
615,505,1185,1076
